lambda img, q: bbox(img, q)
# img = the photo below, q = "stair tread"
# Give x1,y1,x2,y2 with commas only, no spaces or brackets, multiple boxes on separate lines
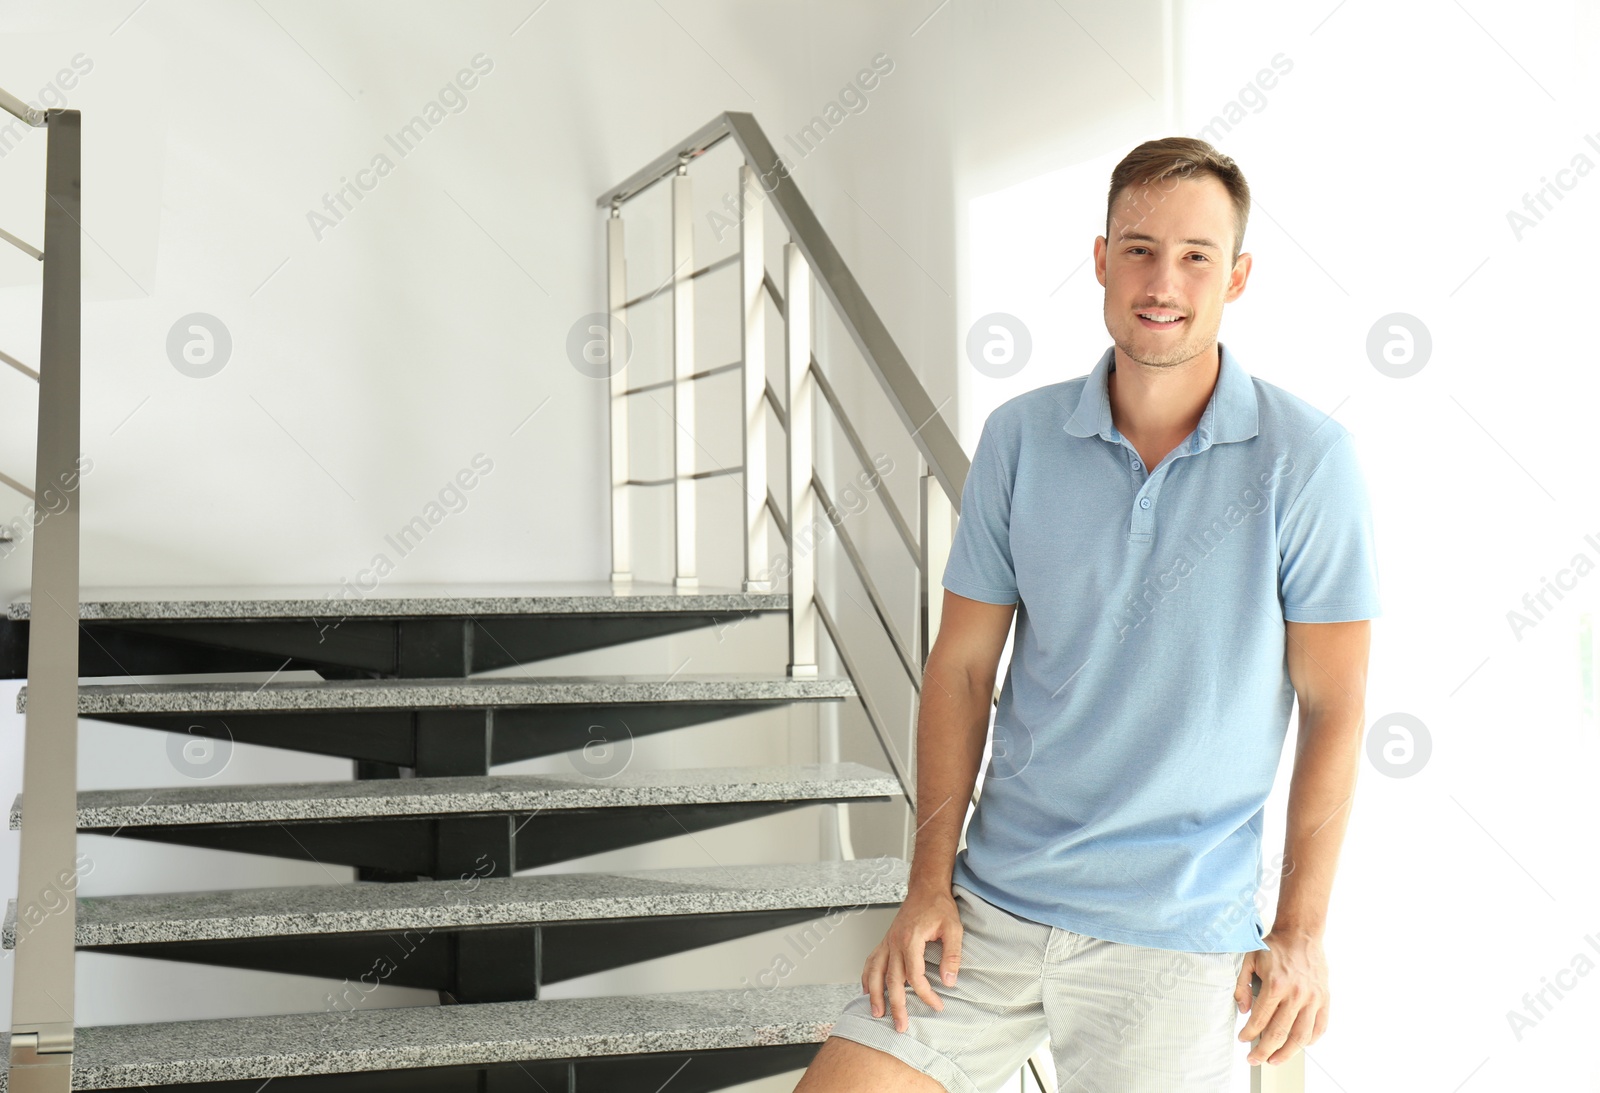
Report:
20,672,856,714
0,982,860,1090
3,857,908,947
6,579,785,621
11,761,903,829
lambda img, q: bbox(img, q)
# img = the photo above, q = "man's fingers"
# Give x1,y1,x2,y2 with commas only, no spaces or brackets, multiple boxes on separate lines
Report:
865,905,964,1031
864,948,886,1019
939,926,963,986
1250,997,1301,1065
1239,990,1278,1045
886,950,910,1032
1267,1005,1317,1065
904,940,943,1012
1233,962,1254,1014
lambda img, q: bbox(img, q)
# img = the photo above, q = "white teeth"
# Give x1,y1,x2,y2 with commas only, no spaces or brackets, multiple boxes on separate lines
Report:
1140,314,1181,323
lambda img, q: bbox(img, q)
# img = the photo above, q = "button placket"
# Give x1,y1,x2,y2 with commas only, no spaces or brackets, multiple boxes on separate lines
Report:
1116,437,1145,482
1128,436,1211,540
1131,474,1158,538
1110,435,1157,540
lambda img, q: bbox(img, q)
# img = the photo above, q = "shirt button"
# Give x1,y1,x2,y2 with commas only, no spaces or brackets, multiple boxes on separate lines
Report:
1139,497,1151,509
1131,459,1141,469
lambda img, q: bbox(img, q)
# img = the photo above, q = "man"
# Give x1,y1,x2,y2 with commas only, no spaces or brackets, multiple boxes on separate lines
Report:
796,137,1379,1092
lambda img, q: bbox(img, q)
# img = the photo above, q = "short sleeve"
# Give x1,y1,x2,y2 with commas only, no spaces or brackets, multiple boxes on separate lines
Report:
941,411,1019,605
1278,433,1382,623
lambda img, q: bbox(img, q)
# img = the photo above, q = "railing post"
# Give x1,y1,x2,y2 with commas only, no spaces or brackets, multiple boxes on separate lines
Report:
606,203,631,585
909,460,955,862
8,107,81,1093
783,240,815,678
919,461,954,667
739,163,771,594
670,156,697,591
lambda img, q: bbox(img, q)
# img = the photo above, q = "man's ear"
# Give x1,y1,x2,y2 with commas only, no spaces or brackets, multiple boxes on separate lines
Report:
1225,251,1253,301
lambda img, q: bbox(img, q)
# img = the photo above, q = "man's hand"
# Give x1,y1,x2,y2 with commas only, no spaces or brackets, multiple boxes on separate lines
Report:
1235,929,1329,1066
861,886,963,1033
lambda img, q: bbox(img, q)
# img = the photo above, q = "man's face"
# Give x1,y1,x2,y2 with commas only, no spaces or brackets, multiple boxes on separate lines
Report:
1094,172,1250,369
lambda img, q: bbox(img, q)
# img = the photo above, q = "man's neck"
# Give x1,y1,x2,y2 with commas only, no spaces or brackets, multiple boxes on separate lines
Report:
1108,344,1221,444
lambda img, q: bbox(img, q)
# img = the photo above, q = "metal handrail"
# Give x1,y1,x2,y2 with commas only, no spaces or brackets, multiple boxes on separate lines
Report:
811,474,919,686
5,104,82,1093
626,465,745,486
814,592,913,797
0,470,36,501
0,224,44,261
1,348,42,381
618,252,739,311
753,475,927,803
618,358,741,396
0,87,47,128
598,113,962,823
0,205,45,473
807,355,919,562
595,112,969,506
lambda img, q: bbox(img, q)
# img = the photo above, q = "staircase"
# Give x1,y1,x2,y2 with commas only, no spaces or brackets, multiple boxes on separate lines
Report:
5,585,907,1090
4,111,977,1091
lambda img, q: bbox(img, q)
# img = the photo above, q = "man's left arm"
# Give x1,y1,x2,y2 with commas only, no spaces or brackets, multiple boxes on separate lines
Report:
1236,617,1372,1066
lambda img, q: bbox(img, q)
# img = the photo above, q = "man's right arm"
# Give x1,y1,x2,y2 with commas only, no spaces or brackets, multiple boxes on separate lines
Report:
861,588,1017,1031
908,588,1018,897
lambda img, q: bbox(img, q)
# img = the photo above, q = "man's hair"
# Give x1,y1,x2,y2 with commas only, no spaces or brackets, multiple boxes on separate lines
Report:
1105,138,1250,267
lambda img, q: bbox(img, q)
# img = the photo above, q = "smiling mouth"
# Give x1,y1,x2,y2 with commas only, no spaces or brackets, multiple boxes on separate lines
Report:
1136,311,1186,329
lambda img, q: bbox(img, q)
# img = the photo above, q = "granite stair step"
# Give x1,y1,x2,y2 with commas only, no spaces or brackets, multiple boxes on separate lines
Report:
2,858,908,1000
1,580,788,679
0,981,860,1091
6,581,786,622
12,762,903,877
26,673,854,717
17,673,857,772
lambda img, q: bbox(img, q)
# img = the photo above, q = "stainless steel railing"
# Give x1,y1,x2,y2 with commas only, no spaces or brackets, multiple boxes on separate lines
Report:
0,113,46,504
3,97,82,1093
596,113,965,835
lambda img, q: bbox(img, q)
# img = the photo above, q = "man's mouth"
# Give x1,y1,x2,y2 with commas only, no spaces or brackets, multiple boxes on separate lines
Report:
1136,311,1185,330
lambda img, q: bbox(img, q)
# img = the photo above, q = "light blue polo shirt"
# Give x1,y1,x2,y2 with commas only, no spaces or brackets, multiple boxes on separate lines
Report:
944,342,1381,954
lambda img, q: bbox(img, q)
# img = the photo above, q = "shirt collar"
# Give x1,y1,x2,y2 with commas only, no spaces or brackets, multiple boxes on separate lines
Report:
1062,342,1260,450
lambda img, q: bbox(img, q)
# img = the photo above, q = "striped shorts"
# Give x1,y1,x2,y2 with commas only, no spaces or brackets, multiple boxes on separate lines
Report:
826,882,1246,1093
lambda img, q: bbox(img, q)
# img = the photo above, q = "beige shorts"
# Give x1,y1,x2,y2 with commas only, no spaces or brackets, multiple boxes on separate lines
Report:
826,882,1247,1093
